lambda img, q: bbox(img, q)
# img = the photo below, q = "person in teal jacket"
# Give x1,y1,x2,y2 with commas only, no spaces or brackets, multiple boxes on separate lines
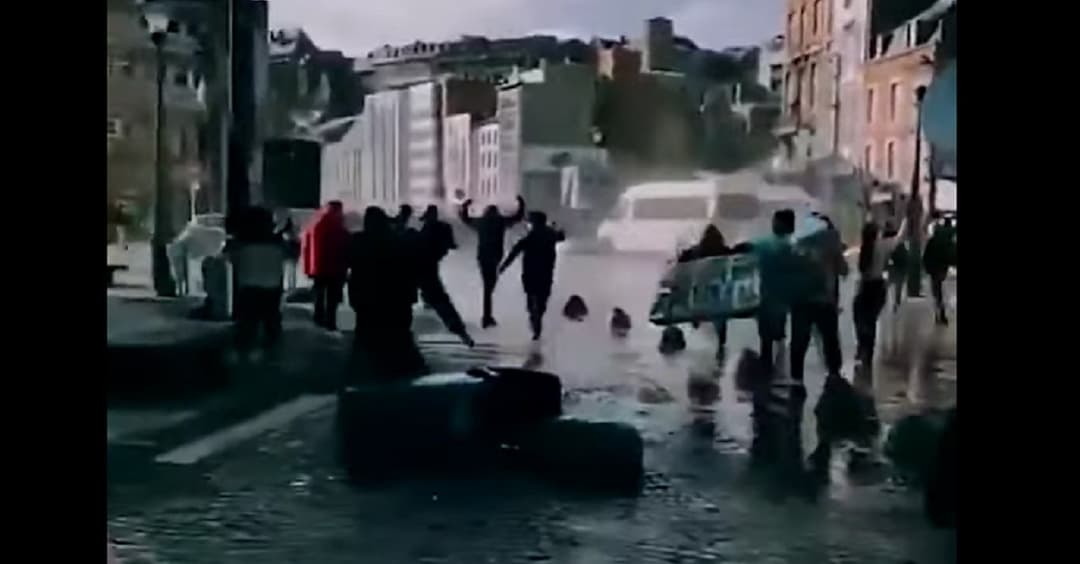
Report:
732,209,800,376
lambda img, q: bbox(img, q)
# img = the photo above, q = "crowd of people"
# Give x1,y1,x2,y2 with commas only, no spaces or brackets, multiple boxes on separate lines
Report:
221,197,565,378
673,205,956,473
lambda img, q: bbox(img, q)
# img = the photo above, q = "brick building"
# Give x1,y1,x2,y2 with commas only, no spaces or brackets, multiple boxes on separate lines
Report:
861,8,940,197
777,0,838,169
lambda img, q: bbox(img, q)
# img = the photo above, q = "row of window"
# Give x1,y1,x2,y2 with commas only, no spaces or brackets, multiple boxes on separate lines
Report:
479,150,499,169
106,116,197,159
107,55,200,89
787,70,912,126
866,82,907,125
787,0,831,51
864,139,902,180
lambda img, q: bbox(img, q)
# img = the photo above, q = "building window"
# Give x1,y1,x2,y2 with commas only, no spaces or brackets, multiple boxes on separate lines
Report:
173,69,188,87
812,2,820,35
864,143,874,172
808,63,817,110
889,83,900,122
886,141,896,178
107,117,124,139
866,87,875,124
107,56,132,77
799,8,807,45
788,13,796,48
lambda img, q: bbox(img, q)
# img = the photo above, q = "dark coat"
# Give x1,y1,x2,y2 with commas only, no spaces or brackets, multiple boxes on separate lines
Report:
459,196,525,265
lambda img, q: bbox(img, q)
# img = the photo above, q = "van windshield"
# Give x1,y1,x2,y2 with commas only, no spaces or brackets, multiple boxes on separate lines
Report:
715,194,761,221
631,197,710,220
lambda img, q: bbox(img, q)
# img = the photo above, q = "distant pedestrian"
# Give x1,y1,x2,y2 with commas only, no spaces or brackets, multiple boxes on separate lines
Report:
277,214,301,291
499,210,565,341
166,239,190,296
852,217,907,367
417,205,474,347
302,201,350,330
923,218,956,326
460,196,526,328
610,307,632,337
225,206,286,361
678,224,735,362
884,222,909,312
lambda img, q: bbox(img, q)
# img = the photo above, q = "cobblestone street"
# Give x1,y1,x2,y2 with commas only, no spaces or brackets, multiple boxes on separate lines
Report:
107,251,957,563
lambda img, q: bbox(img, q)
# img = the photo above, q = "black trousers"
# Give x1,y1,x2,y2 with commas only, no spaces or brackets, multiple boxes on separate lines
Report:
479,260,499,321
790,302,843,382
525,286,552,338
313,276,344,329
234,286,282,351
352,304,426,380
419,263,467,336
930,272,948,320
853,279,887,364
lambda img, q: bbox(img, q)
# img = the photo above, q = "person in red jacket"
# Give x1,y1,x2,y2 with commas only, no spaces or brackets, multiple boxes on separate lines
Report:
303,201,350,330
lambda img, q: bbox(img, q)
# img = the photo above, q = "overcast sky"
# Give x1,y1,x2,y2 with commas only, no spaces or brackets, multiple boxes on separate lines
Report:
269,0,784,56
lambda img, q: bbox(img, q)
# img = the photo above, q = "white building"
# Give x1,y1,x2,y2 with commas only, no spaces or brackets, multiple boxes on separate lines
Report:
496,86,522,203
319,116,364,208
407,81,441,209
443,113,472,207
474,121,501,206
361,87,410,211
833,0,871,163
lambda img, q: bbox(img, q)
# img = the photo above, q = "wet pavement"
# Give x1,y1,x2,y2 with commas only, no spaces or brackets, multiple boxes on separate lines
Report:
107,251,957,563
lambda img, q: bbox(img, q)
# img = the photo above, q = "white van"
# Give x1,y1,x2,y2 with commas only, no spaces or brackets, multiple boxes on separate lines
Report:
712,183,820,245
596,180,718,253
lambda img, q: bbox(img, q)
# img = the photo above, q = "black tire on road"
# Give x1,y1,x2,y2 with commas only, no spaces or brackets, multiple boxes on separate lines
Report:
337,373,490,482
469,367,563,439
515,417,644,495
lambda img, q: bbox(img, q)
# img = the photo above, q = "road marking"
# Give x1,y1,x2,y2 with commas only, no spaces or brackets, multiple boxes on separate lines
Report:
154,394,334,465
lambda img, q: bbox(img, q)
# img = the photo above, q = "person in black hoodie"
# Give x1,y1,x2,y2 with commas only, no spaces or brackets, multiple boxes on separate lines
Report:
417,205,474,347
499,211,565,340
678,225,735,361
347,206,425,379
460,196,526,328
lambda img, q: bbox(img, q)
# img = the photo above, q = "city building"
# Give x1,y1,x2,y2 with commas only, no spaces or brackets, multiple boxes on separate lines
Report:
832,0,872,165
406,81,442,208
107,0,206,236
355,34,590,92
267,28,361,139
496,62,598,204
474,121,501,205
641,17,676,72
862,4,941,198
757,35,786,95
442,113,473,207
319,116,363,207
776,0,838,170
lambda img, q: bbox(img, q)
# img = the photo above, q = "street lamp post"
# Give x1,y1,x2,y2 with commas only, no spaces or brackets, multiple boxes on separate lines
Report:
148,18,176,298
906,85,928,297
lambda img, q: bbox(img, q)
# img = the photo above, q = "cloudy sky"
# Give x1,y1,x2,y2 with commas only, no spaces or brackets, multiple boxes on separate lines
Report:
269,0,785,56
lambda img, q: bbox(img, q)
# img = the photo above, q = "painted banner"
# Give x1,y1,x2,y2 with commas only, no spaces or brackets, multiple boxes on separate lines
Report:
649,253,761,325
649,215,832,325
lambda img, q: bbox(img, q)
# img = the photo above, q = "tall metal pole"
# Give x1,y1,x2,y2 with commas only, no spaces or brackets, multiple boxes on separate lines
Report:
151,31,176,297
906,85,927,297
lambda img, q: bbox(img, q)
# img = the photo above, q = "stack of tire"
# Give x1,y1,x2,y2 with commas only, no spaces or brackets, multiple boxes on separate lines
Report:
337,366,644,494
